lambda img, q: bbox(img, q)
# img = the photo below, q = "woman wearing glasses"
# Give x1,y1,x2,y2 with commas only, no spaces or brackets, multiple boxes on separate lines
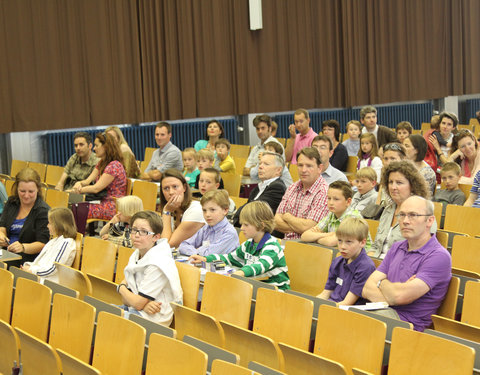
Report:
446,130,480,185
118,210,182,325
369,161,432,259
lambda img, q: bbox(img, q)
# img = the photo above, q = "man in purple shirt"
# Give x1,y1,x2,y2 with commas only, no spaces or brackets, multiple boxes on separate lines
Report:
362,196,451,331
285,108,318,164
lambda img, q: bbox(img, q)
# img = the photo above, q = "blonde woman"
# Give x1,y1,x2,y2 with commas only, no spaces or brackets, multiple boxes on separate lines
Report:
106,126,140,178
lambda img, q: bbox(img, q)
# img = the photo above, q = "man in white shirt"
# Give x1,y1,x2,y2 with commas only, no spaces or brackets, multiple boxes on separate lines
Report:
311,135,348,185
243,114,283,177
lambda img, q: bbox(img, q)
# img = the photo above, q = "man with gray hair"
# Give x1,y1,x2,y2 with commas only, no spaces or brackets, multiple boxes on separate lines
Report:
362,196,451,331
360,105,397,148
233,152,286,227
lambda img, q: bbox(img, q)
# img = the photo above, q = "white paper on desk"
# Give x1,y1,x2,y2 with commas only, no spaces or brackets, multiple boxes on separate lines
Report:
339,302,389,311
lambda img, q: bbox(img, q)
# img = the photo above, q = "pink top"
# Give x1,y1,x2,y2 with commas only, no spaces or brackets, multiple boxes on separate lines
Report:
459,150,480,185
291,128,318,164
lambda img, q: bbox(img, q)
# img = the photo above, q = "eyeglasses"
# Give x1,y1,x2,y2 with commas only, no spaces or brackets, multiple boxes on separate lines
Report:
131,228,155,236
384,143,404,152
396,212,432,220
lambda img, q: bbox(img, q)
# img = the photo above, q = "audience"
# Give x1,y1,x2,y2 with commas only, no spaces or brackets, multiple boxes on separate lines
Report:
447,129,480,184
403,134,436,196
301,181,372,249
350,167,378,212
194,149,224,190
360,105,397,148
375,142,407,206
0,168,50,266
105,126,140,178
395,121,413,144
55,131,99,191
357,133,383,183
317,217,375,305
159,169,205,248
197,168,235,215
118,210,183,325
243,114,284,178
363,196,451,331
190,201,290,290
194,120,224,153
285,108,318,164
214,138,236,174
433,162,466,206
22,207,77,283
429,111,458,165
311,135,348,184
182,148,200,188
321,119,348,171
342,120,361,157
463,168,480,208
142,122,183,181
178,190,239,256
275,147,328,240
249,141,293,187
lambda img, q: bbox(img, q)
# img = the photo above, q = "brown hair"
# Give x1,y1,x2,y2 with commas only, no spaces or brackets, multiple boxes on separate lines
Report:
12,167,44,201
48,207,77,239
312,135,333,150
329,181,353,200
130,210,163,234
159,169,192,212
450,129,478,163
396,121,413,134
380,161,430,199
215,138,231,150
358,133,379,158
360,106,377,120
294,108,310,119
204,120,225,140
95,132,124,174
156,121,172,133
201,168,221,183
253,114,272,128
440,162,461,176
200,189,230,210
264,141,283,155
297,147,322,166
346,120,361,132
239,201,275,233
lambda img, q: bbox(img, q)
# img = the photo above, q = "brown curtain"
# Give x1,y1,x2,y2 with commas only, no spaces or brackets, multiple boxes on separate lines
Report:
0,0,479,133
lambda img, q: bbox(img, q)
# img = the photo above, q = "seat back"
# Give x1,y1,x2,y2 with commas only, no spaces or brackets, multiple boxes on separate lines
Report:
87,273,123,304
10,159,28,177
462,280,480,326
57,349,101,375
10,265,39,286
55,263,92,299
288,163,299,182
11,277,52,341
115,245,135,283
279,342,347,375
444,204,480,237
211,359,258,375
253,288,313,350
45,165,65,187
346,156,358,174
132,179,157,211
15,327,62,375
314,305,386,375
436,276,460,320
143,147,157,165
81,237,117,281
49,294,95,363
145,333,208,375
284,242,332,296
84,295,123,321
0,319,20,375
27,161,47,181
171,302,225,347
201,272,253,328
365,219,380,239
44,279,79,299
0,268,14,322
175,261,201,309
45,188,69,208
92,311,146,375
248,361,287,375
233,157,247,175
388,327,475,375
432,314,480,343
220,173,242,197
452,236,480,274
72,232,83,269
230,144,251,159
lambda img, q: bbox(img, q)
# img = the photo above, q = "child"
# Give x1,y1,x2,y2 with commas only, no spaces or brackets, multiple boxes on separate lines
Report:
350,167,378,212
99,195,144,247
342,120,361,156
301,181,372,249
118,210,183,325
357,133,383,183
249,141,293,187
396,121,413,144
194,149,224,190
22,207,77,283
317,217,375,305
198,168,236,214
214,138,236,174
177,190,239,256
189,201,290,290
433,162,466,206
182,148,200,188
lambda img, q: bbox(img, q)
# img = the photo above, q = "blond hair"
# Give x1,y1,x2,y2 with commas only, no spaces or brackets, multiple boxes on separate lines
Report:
239,201,275,233
336,217,369,242
105,126,127,145
197,149,215,162
182,147,197,160
356,167,377,182
200,190,230,210
440,162,461,176
117,195,144,217
12,167,43,200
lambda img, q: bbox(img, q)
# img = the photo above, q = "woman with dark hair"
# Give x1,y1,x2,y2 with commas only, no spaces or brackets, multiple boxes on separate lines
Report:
403,134,437,195
159,169,205,247
73,132,127,220
0,167,50,265
447,129,480,184
194,120,225,152
369,161,433,259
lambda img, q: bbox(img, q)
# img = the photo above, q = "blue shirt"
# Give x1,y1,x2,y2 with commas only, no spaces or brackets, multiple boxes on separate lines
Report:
145,142,183,173
9,217,27,244
324,248,375,303
471,170,480,208
177,217,239,256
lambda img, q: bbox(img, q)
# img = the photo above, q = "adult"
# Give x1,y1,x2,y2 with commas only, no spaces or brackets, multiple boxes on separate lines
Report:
55,131,99,191
105,126,140,178
243,114,284,177
311,135,349,185
249,141,293,188
233,152,286,227
429,111,458,165
72,132,127,221
363,196,451,331
422,115,441,178
369,161,432,259
275,147,329,239
375,142,407,206
141,122,183,181
159,169,205,248
194,119,225,152
285,108,318,164
321,119,348,171
360,106,397,148
403,134,437,196
447,130,480,184
0,168,50,265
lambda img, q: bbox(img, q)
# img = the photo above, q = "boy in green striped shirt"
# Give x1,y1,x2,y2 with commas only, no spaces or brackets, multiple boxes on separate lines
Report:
189,201,290,290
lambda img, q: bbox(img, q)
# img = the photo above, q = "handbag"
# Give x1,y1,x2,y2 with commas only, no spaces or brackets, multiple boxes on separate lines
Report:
85,189,108,201
361,204,384,220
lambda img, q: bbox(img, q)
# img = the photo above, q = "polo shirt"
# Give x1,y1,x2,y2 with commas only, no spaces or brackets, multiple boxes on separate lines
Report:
291,128,318,164
321,163,348,185
145,142,183,173
276,176,329,239
377,235,451,331
325,248,375,303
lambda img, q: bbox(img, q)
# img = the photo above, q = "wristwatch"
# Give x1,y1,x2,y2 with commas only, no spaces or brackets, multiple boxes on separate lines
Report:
377,279,384,289
162,211,171,216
